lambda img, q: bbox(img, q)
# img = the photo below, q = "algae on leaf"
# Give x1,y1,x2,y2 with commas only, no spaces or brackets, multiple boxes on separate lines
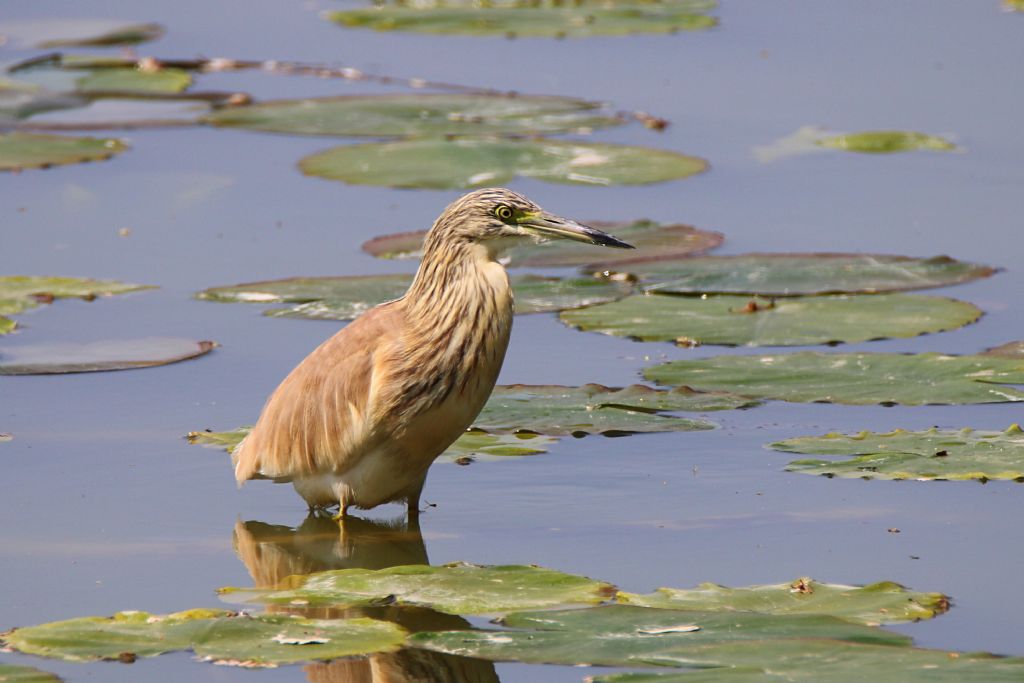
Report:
299,138,708,189
0,132,128,171
619,578,948,625
644,351,1024,405
221,562,615,615
561,293,981,347
772,425,1024,481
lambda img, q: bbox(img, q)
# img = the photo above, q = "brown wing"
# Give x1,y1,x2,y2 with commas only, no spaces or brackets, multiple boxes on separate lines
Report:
233,302,405,483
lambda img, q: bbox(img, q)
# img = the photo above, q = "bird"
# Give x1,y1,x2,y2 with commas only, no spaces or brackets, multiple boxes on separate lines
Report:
232,188,633,519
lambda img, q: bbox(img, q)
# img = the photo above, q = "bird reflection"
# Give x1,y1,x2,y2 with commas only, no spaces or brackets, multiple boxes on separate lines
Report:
232,514,499,683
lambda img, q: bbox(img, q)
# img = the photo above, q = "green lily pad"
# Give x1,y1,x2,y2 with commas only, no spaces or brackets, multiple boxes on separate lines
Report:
474,384,753,436
0,276,153,335
410,605,909,667
197,273,633,319
0,664,61,683
629,253,996,296
0,338,217,375
0,20,163,48
75,68,192,94
187,426,557,462
816,131,956,154
205,93,621,137
327,2,718,38
299,138,708,189
0,132,128,171
643,351,1024,405
221,562,615,615
772,425,1024,481
1,609,405,665
619,578,948,625
362,220,724,268
561,293,980,347
587,640,1024,682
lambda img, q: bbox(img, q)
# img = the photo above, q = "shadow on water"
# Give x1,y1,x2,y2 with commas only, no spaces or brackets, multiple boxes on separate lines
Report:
233,514,500,683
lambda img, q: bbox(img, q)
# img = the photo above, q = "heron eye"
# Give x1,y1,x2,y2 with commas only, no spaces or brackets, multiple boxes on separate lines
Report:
494,205,514,221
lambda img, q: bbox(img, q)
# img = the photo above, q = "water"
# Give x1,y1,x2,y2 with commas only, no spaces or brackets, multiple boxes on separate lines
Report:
2,1,1023,680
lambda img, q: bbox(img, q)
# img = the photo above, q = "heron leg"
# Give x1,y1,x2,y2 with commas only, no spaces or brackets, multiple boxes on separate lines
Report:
406,479,426,521
332,502,349,521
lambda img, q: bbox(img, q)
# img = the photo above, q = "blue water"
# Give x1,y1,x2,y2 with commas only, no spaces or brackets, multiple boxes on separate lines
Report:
2,1,1023,681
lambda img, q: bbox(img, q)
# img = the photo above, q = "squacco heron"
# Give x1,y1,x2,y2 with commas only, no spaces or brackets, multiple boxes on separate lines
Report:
233,188,632,519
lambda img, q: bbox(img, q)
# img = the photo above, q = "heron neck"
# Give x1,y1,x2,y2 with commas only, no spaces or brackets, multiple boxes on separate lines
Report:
404,238,508,320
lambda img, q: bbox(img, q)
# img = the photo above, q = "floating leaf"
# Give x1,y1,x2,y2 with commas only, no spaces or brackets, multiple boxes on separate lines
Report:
0,338,216,375
619,578,948,625
561,293,980,347
198,273,633,319
327,2,717,38
222,562,615,615
410,605,909,667
982,340,1024,359
0,20,164,48
299,138,708,189
816,131,956,154
772,425,1024,481
2,609,404,665
0,276,152,301
473,384,752,436
362,220,724,268
205,93,621,137
0,664,61,683
629,253,996,296
586,640,1024,682
75,68,192,94
0,132,127,171
0,79,86,122
644,351,1024,405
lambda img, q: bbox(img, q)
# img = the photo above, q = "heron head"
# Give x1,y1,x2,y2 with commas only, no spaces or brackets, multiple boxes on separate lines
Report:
438,188,634,250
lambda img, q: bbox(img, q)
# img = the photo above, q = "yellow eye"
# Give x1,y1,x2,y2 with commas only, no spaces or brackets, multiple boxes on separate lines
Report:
495,205,514,221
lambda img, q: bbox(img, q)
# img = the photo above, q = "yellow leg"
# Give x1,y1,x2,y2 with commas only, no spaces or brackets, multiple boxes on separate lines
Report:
332,502,349,521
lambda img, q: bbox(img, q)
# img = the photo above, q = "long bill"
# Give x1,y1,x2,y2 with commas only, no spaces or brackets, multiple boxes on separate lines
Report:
519,212,635,249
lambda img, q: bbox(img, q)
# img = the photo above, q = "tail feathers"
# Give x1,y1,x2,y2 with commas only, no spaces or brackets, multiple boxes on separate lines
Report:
232,436,292,484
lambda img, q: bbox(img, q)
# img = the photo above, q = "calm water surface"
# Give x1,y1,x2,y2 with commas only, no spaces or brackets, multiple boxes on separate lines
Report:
2,1,1023,681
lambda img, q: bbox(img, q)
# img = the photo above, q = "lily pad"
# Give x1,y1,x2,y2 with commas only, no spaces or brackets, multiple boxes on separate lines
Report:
982,340,1024,359
473,384,753,436
0,338,217,375
816,131,956,154
362,220,724,268
410,605,909,667
197,273,633,319
205,93,621,137
187,426,557,462
0,664,61,683
586,640,1024,682
0,132,128,171
327,2,718,38
74,68,192,94
771,425,1024,481
643,351,1024,405
1,609,405,665
299,138,708,189
629,253,996,296
0,20,163,48
619,578,948,625
0,79,87,122
221,562,615,615
561,293,981,347
0,275,151,300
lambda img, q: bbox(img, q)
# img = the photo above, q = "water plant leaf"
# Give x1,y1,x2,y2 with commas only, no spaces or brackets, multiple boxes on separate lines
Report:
816,131,956,154
410,605,909,667
205,93,621,137
221,562,615,615
0,79,86,121
561,293,980,347
299,138,708,189
982,341,1024,359
0,275,152,300
74,68,192,94
0,664,61,683
197,274,633,319
473,384,753,436
327,2,718,38
771,425,1024,481
586,640,1024,682
619,578,948,625
0,132,128,171
1,609,404,665
0,338,216,375
643,351,1024,405
630,253,996,296
0,20,164,48
362,220,724,268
